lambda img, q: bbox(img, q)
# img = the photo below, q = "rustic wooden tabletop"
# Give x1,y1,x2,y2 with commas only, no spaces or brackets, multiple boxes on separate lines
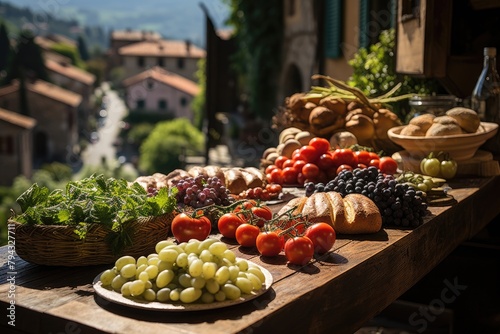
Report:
1,176,499,334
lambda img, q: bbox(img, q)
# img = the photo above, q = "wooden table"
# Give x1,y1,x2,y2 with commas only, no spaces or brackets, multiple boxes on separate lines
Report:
1,176,499,334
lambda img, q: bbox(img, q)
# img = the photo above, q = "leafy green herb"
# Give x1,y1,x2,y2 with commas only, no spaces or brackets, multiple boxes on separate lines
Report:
13,174,178,254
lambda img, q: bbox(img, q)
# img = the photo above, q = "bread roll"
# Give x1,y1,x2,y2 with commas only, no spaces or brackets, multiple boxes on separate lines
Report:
409,114,435,133
309,106,345,133
222,168,247,194
400,124,426,136
445,107,480,133
277,192,382,234
425,116,464,136
345,114,375,143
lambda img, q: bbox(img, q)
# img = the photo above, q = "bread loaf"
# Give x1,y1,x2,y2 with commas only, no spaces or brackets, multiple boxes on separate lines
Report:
278,192,382,234
445,107,480,133
222,168,248,194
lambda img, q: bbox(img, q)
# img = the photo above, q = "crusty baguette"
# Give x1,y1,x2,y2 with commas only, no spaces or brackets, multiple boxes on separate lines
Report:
239,168,264,189
277,191,382,234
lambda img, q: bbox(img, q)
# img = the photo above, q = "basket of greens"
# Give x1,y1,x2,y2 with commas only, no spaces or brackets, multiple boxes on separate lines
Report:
9,174,178,266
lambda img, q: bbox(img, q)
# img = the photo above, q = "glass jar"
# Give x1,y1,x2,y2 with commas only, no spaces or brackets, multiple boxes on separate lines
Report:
409,95,461,117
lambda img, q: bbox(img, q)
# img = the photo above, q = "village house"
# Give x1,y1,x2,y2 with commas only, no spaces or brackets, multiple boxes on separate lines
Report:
45,58,96,122
122,66,200,122
0,107,36,186
0,80,82,166
108,29,162,70
118,39,205,82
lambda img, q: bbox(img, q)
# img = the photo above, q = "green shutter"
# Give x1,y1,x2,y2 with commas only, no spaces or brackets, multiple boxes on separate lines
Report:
325,0,343,59
359,0,370,49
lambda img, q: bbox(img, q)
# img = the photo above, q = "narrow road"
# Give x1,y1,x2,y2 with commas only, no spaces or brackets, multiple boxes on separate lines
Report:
81,83,128,167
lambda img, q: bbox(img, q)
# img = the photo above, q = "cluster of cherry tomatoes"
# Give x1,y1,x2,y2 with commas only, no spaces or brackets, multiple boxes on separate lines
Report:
265,137,399,186
237,183,283,201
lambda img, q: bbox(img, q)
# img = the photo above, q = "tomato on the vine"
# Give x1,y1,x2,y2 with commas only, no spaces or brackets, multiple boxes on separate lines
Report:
251,206,273,227
308,137,331,155
284,236,315,265
218,213,244,239
256,231,284,256
304,223,336,254
332,148,358,168
171,212,211,243
235,223,260,247
379,156,398,175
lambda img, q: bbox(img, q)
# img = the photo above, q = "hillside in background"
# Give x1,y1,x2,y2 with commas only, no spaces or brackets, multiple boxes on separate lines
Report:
0,0,229,49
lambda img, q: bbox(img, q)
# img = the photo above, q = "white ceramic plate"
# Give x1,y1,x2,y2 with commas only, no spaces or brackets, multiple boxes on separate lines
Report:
93,260,273,311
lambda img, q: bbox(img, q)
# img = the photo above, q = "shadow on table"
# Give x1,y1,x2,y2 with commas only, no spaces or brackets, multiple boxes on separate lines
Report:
93,287,276,324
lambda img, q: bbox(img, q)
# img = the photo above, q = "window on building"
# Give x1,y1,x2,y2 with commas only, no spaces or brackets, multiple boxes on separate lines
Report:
180,97,187,107
158,57,164,67
158,99,167,110
0,135,14,155
137,56,145,67
359,0,395,48
137,99,146,109
324,0,343,59
177,58,185,69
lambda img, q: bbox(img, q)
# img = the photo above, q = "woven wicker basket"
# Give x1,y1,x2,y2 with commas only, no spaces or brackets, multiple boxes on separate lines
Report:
10,212,175,267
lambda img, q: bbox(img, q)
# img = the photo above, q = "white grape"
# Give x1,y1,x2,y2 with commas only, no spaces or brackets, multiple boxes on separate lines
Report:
198,238,218,251
100,269,116,286
156,288,171,302
178,273,192,288
228,265,240,281
129,280,146,296
202,262,217,279
188,259,203,277
147,256,160,266
184,239,201,254
157,260,173,272
155,240,175,253
145,265,159,279
138,271,149,283
208,242,227,256
158,248,178,263
156,270,175,288
136,256,148,267
180,287,202,304
215,266,230,285
214,290,226,302
205,278,220,294
170,288,182,301
176,252,188,268
115,256,135,271
235,277,253,294
143,288,156,302
191,277,206,289
247,267,265,283
199,249,214,263
120,264,137,279
222,283,241,300
111,275,128,292
201,292,215,304
121,281,132,297
236,259,249,272
246,272,263,290
223,249,236,263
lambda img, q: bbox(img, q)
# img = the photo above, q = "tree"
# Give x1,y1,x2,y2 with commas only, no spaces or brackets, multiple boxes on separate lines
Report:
139,118,205,174
77,35,90,61
50,42,85,69
0,22,11,72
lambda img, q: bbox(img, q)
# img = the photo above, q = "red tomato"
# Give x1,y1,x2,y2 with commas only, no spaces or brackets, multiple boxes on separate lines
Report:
274,156,288,169
331,148,358,168
251,206,273,227
336,164,353,174
379,156,398,174
304,223,336,254
282,166,298,184
293,159,307,172
355,151,372,166
308,137,330,155
296,172,306,186
282,159,295,169
266,183,282,194
265,164,278,175
369,152,380,160
369,159,380,169
256,232,284,257
357,163,367,169
269,168,284,185
235,223,260,247
292,149,302,161
317,153,335,171
218,213,244,239
299,145,320,163
302,163,320,179
171,212,211,243
284,236,315,265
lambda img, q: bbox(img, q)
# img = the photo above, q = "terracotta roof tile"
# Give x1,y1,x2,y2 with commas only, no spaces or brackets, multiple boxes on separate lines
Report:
0,80,82,107
112,30,162,41
119,39,205,58
122,67,200,96
0,107,36,129
45,59,96,86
